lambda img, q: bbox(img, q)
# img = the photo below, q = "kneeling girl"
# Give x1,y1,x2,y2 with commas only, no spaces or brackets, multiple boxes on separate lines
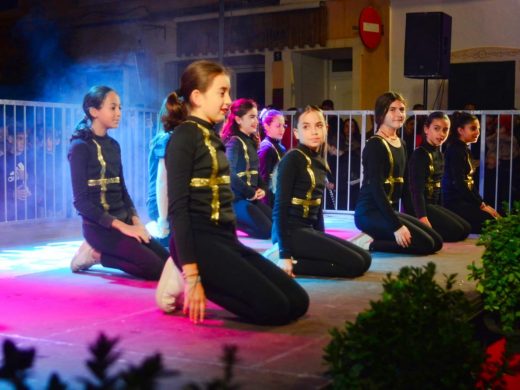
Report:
165,60,308,325
272,105,371,277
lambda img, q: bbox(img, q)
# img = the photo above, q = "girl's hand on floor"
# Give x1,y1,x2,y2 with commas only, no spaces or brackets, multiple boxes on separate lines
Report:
277,258,295,278
183,275,206,324
419,216,432,228
483,205,500,219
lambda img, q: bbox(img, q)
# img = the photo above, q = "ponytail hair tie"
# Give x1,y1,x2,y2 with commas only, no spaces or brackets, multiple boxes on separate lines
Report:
259,108,268,122
175,89,185,103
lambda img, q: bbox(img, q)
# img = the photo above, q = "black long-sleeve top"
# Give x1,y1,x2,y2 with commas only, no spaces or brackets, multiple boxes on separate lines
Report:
355,136,406,232
407,141,443,218
225,132,264,201
258,136,286,185
166,116,235,265
272,144,327,259
442,138,483,207
68,133,137,227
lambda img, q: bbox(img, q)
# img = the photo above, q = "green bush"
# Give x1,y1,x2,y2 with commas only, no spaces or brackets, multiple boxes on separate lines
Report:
324,262,484,389
0,333,239,390
469,201,520,334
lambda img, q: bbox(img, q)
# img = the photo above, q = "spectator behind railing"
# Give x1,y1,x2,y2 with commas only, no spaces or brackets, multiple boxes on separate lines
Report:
1,125,35,221
401,116,421,158
35,126,64,218
282,107,298,150
0,123,6,157
342,117,362,209
326,117,363,211
0,123,6,221
484,114,520,213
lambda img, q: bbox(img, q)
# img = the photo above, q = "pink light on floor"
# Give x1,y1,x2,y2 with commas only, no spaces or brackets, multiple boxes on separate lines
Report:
237,228,359,241
325,228,359,241
235,229,249,237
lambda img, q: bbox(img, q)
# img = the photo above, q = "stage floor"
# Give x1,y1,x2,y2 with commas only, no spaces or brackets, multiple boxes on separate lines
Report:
0,215,484,389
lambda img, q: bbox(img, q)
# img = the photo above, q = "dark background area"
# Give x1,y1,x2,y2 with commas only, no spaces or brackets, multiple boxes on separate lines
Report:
449,61,515,109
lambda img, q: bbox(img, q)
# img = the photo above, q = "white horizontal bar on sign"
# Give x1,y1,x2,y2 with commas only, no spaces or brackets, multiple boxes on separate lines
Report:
363,22,380,33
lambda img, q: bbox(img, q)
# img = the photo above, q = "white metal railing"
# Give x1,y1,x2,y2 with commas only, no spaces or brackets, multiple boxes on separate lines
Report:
0,102,517,225
0,99,157,224
284,110,520,214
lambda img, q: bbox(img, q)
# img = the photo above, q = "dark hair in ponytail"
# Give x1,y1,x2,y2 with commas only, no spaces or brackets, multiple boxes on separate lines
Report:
423,111,450,136
160,92,183,132
447,111,478,145
221,98,257,144
71,85,114,141
163,60,229,129
424,111,449,128
260,109,283,127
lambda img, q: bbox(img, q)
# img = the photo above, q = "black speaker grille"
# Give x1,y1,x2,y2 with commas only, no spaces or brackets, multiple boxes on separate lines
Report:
404,12,452,79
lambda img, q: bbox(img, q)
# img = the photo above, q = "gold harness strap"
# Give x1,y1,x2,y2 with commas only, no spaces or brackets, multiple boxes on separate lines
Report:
265,139,281,179
464,149,475,190
265,139,281,161
374,135,404,202
187,121,230,222
290,149,321,218
88,139,121,211
420,147,441,198
234,136,258,186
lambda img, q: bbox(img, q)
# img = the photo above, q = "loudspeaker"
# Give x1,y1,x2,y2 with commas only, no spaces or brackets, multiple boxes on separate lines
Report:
404,12,452,79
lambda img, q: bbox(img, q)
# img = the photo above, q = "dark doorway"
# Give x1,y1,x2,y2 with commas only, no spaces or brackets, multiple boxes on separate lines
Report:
236,71,265,107
448,61,515,109
172,56,265,107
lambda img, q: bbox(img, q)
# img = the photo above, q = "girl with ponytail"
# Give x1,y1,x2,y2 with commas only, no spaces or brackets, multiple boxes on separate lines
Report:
162,60,308,325
68,85,170,281
442,111,500,233
405,112,471,241
221,98,272,239
257,109,287,207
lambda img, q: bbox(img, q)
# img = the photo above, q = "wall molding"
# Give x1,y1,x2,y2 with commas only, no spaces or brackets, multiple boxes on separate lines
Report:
452,47,520,62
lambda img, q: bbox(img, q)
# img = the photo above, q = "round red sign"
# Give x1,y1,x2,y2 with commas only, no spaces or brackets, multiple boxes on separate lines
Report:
359,6,382,49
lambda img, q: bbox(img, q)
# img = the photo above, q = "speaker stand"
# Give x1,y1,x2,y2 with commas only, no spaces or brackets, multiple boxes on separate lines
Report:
423,78,429,109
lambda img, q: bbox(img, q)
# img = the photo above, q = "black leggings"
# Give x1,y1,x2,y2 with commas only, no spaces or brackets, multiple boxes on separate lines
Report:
233,199,272,239
443,200,494,234
355,210,443,255
83,222,169,280
170,222,308,326
286,226,371,277
425,204,471,242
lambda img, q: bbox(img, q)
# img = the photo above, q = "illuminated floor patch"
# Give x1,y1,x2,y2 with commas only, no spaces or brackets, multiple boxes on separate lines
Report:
0,215,360,278
0,240,83,277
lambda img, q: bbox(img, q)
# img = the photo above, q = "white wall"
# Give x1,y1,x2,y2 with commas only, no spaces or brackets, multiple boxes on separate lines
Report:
390,0,520,109
328,66,353,110
292,53,328,107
